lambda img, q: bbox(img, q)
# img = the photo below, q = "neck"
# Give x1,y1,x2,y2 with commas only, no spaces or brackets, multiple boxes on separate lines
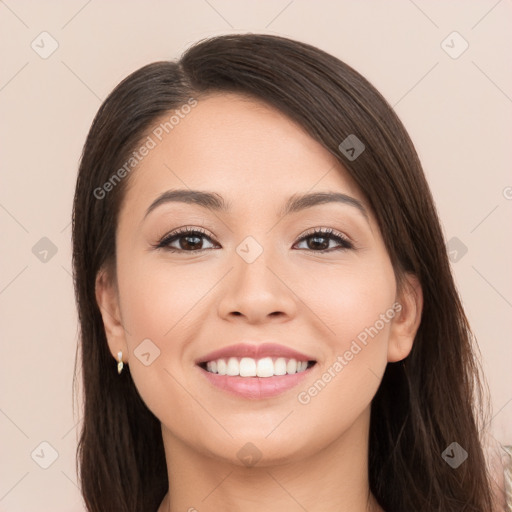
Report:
157,407,384,512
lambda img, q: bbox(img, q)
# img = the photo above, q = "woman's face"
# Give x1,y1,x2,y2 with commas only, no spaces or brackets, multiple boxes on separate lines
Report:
97,93,419,466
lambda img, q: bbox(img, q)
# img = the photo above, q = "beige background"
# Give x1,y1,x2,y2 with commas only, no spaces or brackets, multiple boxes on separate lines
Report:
1,1,511,510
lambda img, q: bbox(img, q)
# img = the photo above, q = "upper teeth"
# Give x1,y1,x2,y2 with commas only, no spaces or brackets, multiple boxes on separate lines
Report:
205,357,309,377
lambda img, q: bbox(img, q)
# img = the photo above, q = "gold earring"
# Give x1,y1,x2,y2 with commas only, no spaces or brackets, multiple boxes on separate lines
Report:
117,351,124,374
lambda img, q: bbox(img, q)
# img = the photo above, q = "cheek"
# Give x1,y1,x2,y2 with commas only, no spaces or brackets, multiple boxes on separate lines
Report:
117,255,210,344
293,259,396,406
295,260,395,407
304,257,397,348
114,255,208,413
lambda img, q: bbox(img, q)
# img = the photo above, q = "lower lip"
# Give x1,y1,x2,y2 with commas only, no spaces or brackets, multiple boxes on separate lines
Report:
198,365,314,399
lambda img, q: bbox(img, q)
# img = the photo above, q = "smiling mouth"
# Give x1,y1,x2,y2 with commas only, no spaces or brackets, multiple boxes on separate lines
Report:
198,357,317,378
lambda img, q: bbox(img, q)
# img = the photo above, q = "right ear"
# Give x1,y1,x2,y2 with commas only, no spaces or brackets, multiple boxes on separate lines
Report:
95,266,128,363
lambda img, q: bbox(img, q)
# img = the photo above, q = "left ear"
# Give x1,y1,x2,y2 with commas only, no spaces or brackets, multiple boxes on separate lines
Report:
387,273,423,362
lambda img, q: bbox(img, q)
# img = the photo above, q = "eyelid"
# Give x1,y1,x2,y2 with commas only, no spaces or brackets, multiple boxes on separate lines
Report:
164,225,212,238
297,226,351,242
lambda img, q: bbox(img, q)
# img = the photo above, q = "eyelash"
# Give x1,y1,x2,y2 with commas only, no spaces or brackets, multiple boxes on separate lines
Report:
153,226,354,254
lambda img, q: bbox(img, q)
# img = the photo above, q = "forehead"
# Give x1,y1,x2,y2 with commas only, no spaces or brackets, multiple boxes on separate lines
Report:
119,93,365,219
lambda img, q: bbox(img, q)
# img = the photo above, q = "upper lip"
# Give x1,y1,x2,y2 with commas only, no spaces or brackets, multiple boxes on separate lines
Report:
195,342,316,365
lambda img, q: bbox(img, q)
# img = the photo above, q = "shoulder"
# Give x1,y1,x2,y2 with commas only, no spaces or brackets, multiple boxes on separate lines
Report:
485,437,511,511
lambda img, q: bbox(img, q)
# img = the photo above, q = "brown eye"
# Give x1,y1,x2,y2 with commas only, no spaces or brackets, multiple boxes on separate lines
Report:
175,233,204,250
294,228,353,252
156,227,218,252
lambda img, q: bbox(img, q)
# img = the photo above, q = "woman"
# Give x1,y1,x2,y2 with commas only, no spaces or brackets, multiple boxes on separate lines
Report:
72,33,498,511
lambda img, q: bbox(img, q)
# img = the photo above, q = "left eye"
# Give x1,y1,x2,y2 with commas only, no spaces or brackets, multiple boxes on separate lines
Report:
293,228,353,252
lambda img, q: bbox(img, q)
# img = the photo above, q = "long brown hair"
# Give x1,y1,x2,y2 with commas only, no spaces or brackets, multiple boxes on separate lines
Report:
72,33,496,511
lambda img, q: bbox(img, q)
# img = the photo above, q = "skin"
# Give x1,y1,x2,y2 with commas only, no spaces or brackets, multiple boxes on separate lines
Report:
96,93,423,512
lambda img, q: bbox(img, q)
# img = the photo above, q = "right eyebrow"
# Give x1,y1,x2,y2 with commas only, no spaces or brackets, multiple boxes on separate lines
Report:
143,189,229,220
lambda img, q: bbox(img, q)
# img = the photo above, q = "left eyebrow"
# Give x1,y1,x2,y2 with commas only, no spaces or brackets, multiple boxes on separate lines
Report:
279,191,369,221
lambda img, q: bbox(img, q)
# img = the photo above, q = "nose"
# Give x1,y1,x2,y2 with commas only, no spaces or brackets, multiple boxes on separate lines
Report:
217,245,297,325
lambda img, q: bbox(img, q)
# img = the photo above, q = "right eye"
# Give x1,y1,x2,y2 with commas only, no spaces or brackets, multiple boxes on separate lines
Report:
154,226,220,253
